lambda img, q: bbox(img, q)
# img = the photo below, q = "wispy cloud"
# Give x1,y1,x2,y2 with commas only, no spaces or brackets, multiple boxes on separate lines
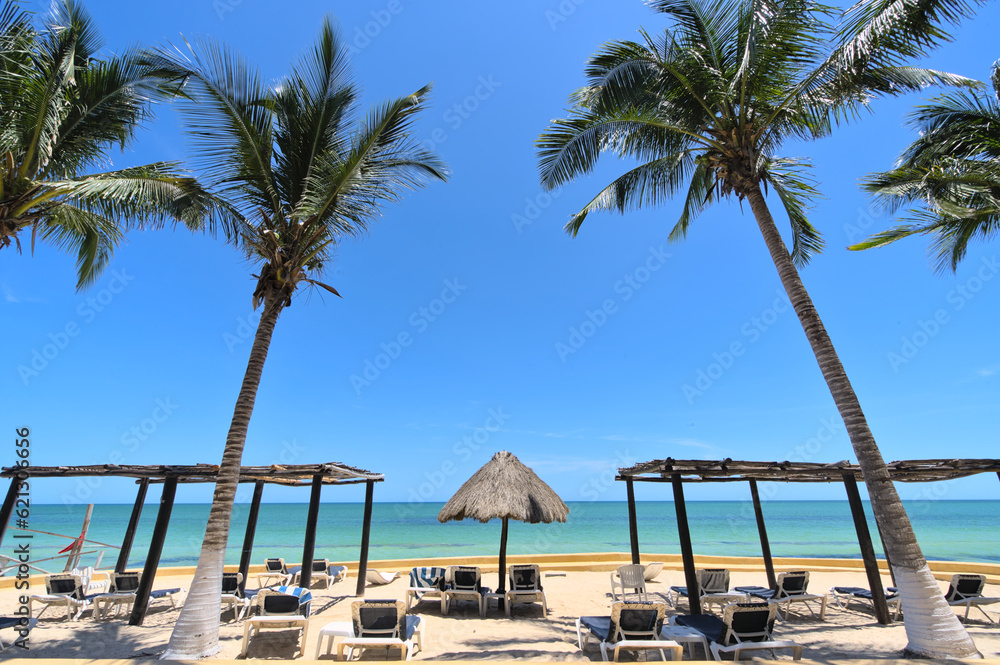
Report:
976,366,998,377
600,434,721,451
2,283,46,304
519,455,625,473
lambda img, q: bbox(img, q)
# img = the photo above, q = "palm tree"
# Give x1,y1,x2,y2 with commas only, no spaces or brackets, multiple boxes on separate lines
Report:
537,0,981,656
0,0,216,289
150,20,446,659
851,62,999,271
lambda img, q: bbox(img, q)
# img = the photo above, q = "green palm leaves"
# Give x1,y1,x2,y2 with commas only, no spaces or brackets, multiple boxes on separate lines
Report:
0,0,216,288
852,61,999,272
537,0,979,266
144,18,446,306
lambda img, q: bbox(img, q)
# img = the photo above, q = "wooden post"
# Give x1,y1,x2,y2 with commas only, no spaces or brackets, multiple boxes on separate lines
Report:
238,480,265,595
299,474,323,590
749,480,777,590
672,473,701,615
0,477,26,551
498,516,509,600
842,473,891,624
129,477,177,626
626,478,640,565
355,479,375,597
116,480,148,573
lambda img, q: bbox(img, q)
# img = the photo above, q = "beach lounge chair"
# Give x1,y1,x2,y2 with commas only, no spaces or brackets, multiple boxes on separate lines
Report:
406,566,448,611
829,586,901,620
367,569,401,585
945,574,1000,623
221,572,251,621
611,564,648,602
240,588,310,658
741,571,827,620
28,573,95,620
295,558,336,589
673,601,803,661
0,616,35,652
506,564,547,617
442,565,490,616
91,571,185,619
256,557,291,588
644,562,665,581
576,601,682,661
669,568,730,608
337,599,424,661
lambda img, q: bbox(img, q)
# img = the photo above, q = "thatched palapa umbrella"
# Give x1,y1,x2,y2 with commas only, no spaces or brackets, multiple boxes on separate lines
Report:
438,450,569,597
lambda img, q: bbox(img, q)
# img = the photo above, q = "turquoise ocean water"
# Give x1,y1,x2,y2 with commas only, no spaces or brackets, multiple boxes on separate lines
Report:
5,501,998,572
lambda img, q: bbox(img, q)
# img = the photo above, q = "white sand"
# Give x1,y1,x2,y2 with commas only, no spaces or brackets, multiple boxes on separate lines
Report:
3,568,998,660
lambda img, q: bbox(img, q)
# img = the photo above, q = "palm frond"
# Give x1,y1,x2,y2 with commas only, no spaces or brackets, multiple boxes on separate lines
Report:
38,203,121,289
763,157,824,265
563,151,698,236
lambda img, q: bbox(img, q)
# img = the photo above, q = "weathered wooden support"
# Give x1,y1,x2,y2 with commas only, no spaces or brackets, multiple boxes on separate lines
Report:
299,473,323,590
672,473,701,615
842,473,891,624
749,480,777,590
238,480,265,594
626,478,640,565
116,479,149,573
355,479,375,596
129,477,177,626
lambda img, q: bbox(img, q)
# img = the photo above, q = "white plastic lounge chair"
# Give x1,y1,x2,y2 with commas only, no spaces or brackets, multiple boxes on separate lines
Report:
256,557,291,588
611,564,648,602
669,568,730,608
28,573,94,620
577,601,682,661
240,588,310,657
0,616,35,652
406,566,447,611
295,558,335,589
338,599,424,661
442,565,490,616
644,562,665,581
742,571,827,620
830,585,901,619
221,572,251,621
506,564,547,617
367,569,401,585
673,601,803,661
91,571,185,619
945,574,1000,623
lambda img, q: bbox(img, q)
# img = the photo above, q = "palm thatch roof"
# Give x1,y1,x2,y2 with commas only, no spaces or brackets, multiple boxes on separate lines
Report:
437,451,569,524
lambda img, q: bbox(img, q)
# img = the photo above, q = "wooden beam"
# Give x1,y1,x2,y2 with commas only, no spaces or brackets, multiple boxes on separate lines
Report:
355,479,375,597
238,480,265,595
842,473,891,624
116,479,148,573
626,478,640,565
299,473,323,590
129,476,177,626
671,473,701,615
0,476,26,551
749,480,776,590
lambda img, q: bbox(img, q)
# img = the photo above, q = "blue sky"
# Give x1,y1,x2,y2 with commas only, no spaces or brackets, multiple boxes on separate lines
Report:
4,0,998,508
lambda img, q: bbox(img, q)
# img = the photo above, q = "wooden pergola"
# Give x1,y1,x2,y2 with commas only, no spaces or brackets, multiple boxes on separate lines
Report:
0,462,383,625
618,458,1000,624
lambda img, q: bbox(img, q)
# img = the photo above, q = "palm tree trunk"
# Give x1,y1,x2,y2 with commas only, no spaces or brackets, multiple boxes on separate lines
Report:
161,296,285,660
746,184,979,658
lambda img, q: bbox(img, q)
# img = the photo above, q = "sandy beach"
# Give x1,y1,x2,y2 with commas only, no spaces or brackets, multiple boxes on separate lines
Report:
3,563,998,660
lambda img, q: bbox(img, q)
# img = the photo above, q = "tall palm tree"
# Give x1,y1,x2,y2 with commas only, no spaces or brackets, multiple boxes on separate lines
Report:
0,0,216,289
851,62,999,271
150,20,446,659
537,0,981,656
